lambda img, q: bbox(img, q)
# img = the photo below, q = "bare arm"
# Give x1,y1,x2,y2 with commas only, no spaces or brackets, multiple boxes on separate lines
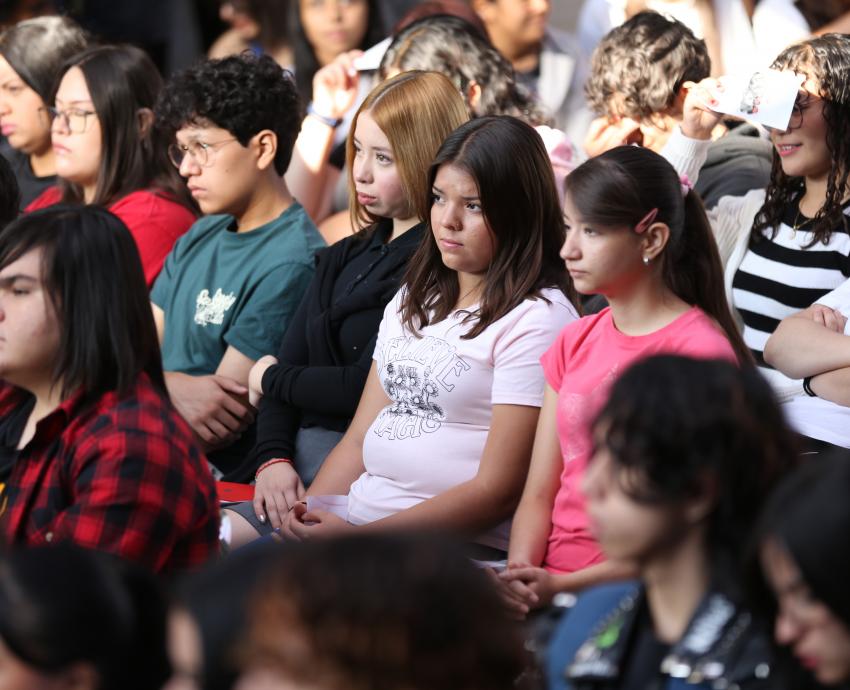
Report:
763,305,850,379
809,368,850,407
506,385,563,567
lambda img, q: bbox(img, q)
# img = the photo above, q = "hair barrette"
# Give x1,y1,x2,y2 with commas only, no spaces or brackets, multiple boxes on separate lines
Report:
634,208,658,234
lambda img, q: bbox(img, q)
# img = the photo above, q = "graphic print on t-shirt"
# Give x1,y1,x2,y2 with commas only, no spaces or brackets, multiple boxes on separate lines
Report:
373,334,471,440
194,288,236,327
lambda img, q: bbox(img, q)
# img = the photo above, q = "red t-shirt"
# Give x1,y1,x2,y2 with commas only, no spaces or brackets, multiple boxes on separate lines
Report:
27,187,196,286
539,307,738,574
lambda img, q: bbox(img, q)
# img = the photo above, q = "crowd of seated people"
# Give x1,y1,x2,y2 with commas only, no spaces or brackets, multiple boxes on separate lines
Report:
1,2,850,689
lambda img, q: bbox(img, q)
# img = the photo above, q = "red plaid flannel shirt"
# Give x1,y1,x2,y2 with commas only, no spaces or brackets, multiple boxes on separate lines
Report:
0,374,219,573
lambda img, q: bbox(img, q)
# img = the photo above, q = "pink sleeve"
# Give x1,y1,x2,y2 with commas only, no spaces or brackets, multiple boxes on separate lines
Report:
540,326,570,391
109,192,196,287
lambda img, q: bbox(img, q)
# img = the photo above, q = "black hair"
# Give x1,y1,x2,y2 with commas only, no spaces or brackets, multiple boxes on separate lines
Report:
0,544,169,690
401,116,574,339
0,205,165,401
290,0,385,103
379,14,548,124
752,34,850,246
0,15,89,103
586,11,710,121
243,533,525,690
52,44,195,212
756,450,850,628
172,543,279,690
0,154,19,227
564,145,751,364
156,52,302,175
592,355,799,595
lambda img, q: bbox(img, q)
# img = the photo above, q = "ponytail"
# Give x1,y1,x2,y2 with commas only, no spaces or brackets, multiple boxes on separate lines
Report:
665,190,752,365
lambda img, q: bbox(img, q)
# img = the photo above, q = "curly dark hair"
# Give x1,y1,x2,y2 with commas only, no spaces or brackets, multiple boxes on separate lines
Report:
242,534,526,690
155,53,303,175
586,11,710,121
379,14,549,125
751,34,850,247
592,355,799,596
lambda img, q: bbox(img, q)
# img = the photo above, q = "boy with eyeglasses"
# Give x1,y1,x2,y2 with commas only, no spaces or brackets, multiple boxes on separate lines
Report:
152,53,325,475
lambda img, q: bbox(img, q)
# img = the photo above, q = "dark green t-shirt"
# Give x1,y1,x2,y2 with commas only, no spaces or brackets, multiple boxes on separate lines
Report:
151,202,325,374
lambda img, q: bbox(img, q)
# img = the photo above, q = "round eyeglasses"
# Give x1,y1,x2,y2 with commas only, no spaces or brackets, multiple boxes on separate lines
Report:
168,139,239,168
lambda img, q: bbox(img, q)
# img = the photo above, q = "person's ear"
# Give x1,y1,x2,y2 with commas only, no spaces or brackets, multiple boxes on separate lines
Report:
683,474,718,526
467,80,482,111
641,222,670,263
253,130,278,172
137,107,155,137
470,0,495,23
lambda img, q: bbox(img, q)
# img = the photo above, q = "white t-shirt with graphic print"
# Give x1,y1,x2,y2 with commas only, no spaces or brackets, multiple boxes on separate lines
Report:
346,287,578,550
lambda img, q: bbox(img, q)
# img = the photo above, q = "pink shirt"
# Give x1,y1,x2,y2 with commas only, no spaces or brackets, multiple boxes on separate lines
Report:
539,306,737,573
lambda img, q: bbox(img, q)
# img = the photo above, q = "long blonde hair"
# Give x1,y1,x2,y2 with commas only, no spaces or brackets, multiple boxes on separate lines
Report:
346,70,469,231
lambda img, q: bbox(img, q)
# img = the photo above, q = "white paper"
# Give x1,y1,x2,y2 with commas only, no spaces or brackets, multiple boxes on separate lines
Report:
709,69,804,131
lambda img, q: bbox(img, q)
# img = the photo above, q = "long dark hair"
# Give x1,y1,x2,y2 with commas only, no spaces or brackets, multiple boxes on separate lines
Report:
0,544,168,690
593,355,799,596
751,34,850,246
400,116,574,340
0,205,165,400
51,45,195,212
290,0,384,102
756,449,850,627
564,145,751,364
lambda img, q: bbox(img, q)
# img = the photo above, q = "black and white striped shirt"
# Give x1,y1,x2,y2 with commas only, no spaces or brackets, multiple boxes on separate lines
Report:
732,199,850,366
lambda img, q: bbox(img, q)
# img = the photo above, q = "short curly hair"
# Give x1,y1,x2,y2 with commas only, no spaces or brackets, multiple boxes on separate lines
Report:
586,11,710,121
155,53,302,175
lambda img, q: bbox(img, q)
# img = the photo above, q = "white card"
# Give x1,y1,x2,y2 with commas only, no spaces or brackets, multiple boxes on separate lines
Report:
709,69,804,131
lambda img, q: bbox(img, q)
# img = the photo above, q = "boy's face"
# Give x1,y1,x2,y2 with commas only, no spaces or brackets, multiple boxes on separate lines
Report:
173,123,259,217
476,0,550,51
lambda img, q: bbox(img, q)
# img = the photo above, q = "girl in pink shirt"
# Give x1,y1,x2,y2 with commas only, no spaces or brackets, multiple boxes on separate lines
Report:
500,145,751,616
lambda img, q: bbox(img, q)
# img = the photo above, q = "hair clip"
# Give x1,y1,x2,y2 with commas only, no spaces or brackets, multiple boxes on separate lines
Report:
680,173,693,198
634,208,658,234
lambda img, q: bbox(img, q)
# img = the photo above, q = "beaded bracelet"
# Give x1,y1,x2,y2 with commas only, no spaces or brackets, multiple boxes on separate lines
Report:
802,376,817,398
255,458,293,481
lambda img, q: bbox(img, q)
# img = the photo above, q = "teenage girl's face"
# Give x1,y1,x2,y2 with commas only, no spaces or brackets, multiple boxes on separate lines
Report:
582,435,691,567
430,163,495,282
0,55,51,156
561,193,646,298
51,66,102,195
300,0,369,67
0,247,61,396
770,76,831,182
761,538,850,685
351,110,410,221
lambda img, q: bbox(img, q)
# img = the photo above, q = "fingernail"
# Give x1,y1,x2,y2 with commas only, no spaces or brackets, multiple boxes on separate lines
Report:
258,514,266,523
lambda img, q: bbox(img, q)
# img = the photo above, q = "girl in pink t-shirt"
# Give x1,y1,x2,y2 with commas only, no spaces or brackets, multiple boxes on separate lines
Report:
499,145,750,616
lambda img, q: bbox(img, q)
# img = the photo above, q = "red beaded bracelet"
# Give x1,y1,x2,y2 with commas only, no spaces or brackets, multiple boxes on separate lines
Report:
255,458,293,481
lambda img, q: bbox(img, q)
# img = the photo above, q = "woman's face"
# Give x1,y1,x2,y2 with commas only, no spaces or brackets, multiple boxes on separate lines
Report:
769,76,831,183
582,436,692,567
351,109,410,221
0,55,51,156
761,538,850,685
299,0,370,67
51,66,102,196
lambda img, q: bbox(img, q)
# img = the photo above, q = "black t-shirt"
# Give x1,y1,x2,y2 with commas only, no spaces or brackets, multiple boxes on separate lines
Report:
618,601,671,690
0,139,57,209
0,392,33,518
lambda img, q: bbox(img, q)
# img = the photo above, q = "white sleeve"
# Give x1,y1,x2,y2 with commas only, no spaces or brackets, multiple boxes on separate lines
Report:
491,295,578,408
815,278,850,334
659,126,711,187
